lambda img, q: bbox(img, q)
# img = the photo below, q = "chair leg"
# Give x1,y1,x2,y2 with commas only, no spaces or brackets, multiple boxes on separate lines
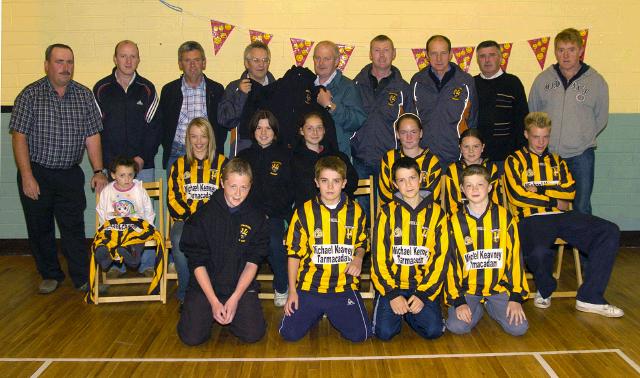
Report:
94,263,101,304
554,245,565,280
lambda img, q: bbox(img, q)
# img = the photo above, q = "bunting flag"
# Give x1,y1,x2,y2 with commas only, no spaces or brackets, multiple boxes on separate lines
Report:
411,48,429,70
579,28,589,60
499,42,513,71
210,20,235,55
452,46,475,73
290,38,314,66
337,44,355,71
249,30,273,45
528,36,550,69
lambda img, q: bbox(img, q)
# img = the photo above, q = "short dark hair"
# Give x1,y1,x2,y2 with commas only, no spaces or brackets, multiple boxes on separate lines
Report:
299,111,325,129
178,41,205,61
394,113,422,131
222,157,253,183
459,128,485,145
248,110,280,143
370,34,394,50
462,164,491,183
315,156,346,180
476,40,500,51
244,41,271,60
391,156,420,181
45,43,73,61
426,35,451,52
110,156,138,174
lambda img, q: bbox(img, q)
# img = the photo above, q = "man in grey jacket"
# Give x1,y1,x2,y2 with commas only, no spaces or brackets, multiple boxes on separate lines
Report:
529,28,609,215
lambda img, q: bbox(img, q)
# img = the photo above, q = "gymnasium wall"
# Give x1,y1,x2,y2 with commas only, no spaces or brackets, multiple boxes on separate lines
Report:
1,0,639,236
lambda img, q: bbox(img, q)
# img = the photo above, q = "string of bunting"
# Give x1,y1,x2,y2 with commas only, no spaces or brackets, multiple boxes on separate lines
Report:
160,1,589,72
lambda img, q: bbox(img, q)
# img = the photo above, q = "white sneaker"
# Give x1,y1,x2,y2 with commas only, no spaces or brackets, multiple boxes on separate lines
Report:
533,291,551,309
576,300,624,318
274,290,288,307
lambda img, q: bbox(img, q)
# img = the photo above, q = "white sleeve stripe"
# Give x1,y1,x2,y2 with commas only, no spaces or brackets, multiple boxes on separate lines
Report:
145,93,159,123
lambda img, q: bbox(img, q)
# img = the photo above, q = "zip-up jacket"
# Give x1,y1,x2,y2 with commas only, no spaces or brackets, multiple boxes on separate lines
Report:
237,142,294,220
443,159,500,215
159,75,225,168
180,189,269,296
371,192,449,302
407,62,478,164
504,147,575,218
93,68,160,169
379,148,441,204
529,64,609,158
352,64,411,165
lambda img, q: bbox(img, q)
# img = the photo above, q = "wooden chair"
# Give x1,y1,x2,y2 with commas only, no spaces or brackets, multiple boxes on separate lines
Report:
164,213,178,281
92,180,168,304
501,177,583,298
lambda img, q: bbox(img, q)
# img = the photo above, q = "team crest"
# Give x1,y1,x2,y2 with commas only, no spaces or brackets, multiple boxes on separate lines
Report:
451,87,462,101
270,161,282,176
387,92,398,106
394,227,402,237
345,226,354,240
526,168,534,177
305,89,312,104
210,169,218,178
552,166,559,177
238,224,252,243
421,226,429,239
421,171,428,186
492,230,500,243
464,236,473,246
314,228,323,238
183,171,191,180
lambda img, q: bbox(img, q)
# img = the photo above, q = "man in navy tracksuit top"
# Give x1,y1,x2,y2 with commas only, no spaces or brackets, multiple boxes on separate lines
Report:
177,158,269,345
352,35,411,213
407,35,478,166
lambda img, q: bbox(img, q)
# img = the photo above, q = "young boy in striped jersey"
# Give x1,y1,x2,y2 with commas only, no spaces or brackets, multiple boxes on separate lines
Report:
372,157,448,340
280,156,372,342
446,164,529,336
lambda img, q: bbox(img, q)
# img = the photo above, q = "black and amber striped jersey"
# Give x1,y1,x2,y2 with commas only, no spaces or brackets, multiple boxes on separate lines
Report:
446,203,529,307
504,147,575,218
286,194,368,293
371,193,449,302
167,154,227,221
85,217,165,304
444,159,501,215
379,148,441,204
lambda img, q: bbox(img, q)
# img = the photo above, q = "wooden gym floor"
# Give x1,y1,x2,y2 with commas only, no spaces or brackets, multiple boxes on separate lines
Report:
0,249,638,377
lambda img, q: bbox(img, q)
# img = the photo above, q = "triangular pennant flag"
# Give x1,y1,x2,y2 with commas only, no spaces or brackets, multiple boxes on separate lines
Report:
452,46,475,73
290,38,314,66
249,30,273,45
210,20,235,55
411,48,429,70
336,44,355,71
499,42,513,71
528,36,550,70
579,28,589,61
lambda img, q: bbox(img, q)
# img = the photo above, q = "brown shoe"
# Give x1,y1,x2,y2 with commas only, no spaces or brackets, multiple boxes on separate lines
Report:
38,279,59,294
142,267,155,277
106,266,125,279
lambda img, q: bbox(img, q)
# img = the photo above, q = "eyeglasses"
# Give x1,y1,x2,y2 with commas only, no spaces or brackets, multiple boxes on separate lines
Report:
247,57,270,64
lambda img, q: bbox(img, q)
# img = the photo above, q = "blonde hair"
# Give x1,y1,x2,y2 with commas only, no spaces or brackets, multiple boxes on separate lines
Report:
524,112,552,132
555,28,583,49
185,117,216,165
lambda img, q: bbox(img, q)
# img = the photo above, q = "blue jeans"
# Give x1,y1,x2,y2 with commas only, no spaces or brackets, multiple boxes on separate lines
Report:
373,290,444,341
446,292,528,336
352,158,380,226
170,220,189,302
136,168,155,183
166,143,186,178
267,217,288,294
564,147,595,215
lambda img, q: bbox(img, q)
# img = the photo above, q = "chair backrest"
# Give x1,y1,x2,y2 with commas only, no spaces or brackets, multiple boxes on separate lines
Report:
354,176,376,234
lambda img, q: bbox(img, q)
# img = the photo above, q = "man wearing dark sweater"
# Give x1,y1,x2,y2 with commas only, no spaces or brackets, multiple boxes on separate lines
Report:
474,40,528,172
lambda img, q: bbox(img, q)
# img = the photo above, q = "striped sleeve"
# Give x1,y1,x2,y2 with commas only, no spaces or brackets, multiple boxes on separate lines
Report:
444,164,461,214
167,158,191,220
370,207,397,296
504,154,552,210
445,214,465,306
378,150,395,204
504,217,529,302
286,207,308,259
416,212,449,301
545,158,576,200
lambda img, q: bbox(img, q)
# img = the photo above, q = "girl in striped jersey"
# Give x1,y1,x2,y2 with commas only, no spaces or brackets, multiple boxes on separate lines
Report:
167,117,227,306
371,157,448,340
446,165,529,336
280,156,372,342
443,129,501,214
379,113,442,204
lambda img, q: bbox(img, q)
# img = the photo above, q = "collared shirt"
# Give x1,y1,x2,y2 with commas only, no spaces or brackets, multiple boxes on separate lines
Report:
9,77,103,169
114,70,137,93
175,76,207,146
314,70,338,87
480,68,504,80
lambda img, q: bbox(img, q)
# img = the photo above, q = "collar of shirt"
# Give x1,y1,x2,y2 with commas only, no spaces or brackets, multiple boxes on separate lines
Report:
480,68,504,80
314,70,338,87
45,77,76,98
181,75,206,91
114,70,137,93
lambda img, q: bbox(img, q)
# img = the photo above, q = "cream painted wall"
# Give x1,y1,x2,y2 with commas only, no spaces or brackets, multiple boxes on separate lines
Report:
2,0,639,112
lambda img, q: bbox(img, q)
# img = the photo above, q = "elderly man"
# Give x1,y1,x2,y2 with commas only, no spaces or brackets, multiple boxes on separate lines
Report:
529,28,608,215
408,35,478,166
10,43,108,294
218,41,276,156
93,40,160,182
313,40,366,159
160,41,225,171
474,40,528,172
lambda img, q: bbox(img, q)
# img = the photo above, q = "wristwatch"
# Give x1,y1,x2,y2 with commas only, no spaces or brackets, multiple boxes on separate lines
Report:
93,169,107,175
325,102,335,112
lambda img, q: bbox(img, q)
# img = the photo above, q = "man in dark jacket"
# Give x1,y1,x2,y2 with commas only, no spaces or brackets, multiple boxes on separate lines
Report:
159,41,225,170
177,158,269,345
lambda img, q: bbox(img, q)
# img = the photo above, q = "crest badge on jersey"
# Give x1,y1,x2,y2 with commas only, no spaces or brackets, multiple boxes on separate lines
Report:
345,226,354,240
464,236,473,245
394,227,402,238
305,89,312,105
270,161,282,176
552,166,559,178
238,224,252,243
451,87,462,101
421,226,429,239
183,171,191,180
387,92,398,106
492,230,500,243
527,168,534,177
314,228,323,238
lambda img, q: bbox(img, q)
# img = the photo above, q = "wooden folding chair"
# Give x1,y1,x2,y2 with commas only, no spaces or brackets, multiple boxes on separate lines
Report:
501,177,583,298
164,213,178,281
92,180,168,304
354,176,376,299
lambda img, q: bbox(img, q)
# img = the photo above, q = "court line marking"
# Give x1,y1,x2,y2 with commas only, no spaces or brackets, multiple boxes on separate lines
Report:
29,360,51,378
533,353,559,378
615,349,640,374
